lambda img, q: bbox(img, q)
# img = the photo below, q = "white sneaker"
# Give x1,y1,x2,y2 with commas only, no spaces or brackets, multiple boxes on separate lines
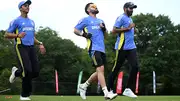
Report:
122,88,137,98
109,90,117,95
9,66,18,83
78,84,87,100
20,96,31,100
105,92,118,100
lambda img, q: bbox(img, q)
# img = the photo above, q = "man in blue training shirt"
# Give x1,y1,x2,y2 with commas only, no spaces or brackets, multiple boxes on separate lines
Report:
5,0,46,100
74,2,117,100
108,2,139,98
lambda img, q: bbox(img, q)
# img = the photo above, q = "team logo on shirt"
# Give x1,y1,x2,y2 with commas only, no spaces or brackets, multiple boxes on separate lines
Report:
22,27,34,31
92,25,100,29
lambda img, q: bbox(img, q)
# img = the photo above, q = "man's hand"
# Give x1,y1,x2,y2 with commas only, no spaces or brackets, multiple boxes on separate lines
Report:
39,44,46,55
82,33,92,39
17,32,26,38
128,23,135,30
100,23,104,28
100,23,107,32
134,28,139,33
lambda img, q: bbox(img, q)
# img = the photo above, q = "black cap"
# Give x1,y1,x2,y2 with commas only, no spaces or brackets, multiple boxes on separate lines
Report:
123,2,137,9
18,0,32,9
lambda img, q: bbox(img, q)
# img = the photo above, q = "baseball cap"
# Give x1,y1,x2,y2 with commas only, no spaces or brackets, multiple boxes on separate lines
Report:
18,0,32,9
123,2,137,9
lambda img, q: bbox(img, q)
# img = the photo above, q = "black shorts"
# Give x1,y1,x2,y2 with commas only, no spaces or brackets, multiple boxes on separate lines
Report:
89,51,106,67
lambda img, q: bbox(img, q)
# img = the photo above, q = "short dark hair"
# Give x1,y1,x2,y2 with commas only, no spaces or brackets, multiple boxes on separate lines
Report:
123,2,137,9
85,2,93,15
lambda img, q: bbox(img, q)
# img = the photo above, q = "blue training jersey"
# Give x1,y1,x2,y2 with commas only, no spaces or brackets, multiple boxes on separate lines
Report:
7,16,35,46
75,16,105,53
114,13,136,50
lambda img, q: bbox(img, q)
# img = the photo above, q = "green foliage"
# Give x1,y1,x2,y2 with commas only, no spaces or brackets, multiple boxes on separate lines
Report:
133,13,180,94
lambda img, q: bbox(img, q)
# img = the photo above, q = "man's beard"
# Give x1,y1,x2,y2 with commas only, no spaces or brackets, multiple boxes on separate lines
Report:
127,10,133,16
90,8,99,14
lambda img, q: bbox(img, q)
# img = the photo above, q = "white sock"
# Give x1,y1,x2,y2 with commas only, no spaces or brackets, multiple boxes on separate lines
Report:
102,86,108,96
83,81,90,88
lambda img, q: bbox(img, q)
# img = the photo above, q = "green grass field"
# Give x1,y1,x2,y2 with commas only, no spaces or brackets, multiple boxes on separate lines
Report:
0,95,180,101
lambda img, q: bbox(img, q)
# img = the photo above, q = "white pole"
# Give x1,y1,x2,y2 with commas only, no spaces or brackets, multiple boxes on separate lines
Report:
0,88,11,93
153,71,156,94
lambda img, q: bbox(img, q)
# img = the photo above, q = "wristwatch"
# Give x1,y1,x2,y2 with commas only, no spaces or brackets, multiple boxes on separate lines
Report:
16,34,19,38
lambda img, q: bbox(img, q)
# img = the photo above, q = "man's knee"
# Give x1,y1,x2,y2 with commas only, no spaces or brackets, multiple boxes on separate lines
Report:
96,65,104,72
